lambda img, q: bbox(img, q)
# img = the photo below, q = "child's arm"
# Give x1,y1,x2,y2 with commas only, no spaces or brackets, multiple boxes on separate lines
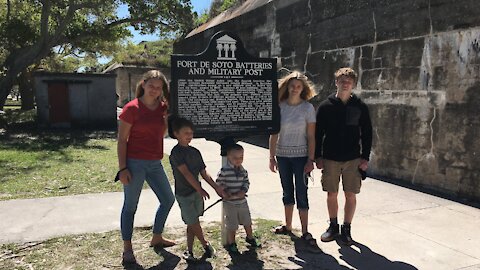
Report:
201,169,226,198
177,165,210,199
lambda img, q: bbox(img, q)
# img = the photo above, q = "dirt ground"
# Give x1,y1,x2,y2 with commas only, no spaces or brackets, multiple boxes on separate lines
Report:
0,219,346,270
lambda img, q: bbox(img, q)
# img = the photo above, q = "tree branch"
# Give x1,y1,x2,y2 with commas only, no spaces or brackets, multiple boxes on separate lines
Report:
50,0,78,44
6,0,11,22
106,17,170,28
40,1,52,43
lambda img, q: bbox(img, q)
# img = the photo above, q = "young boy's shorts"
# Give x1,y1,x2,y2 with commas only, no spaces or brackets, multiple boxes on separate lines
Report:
176,192,204,225
223,201,252,231
321,158,362,194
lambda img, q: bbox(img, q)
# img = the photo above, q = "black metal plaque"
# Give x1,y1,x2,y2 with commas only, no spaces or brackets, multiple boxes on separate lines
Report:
170,31,280,139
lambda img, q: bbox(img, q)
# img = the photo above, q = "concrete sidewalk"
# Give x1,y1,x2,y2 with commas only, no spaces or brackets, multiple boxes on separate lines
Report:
1,138,479,269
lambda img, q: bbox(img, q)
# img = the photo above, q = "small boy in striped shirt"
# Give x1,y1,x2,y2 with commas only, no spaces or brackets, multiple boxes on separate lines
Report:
216,144,261,253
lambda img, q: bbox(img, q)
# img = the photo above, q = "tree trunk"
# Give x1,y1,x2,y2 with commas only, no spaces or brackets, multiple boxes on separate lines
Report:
0,75,16,111
18,71,35,110
0,44,50,110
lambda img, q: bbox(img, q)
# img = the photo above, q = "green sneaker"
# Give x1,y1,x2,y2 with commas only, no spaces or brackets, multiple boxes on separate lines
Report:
225,242,239,253
246,236,262,248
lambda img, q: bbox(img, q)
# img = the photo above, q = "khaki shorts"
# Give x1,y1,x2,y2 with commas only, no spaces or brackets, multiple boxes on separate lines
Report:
223,201,252,231
176,192,204,225
321,158,362,194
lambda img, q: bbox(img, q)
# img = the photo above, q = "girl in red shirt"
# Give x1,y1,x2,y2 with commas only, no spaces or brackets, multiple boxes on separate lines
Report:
117,70,175,265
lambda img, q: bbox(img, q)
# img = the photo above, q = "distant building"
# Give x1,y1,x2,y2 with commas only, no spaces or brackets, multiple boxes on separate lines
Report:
34,72,117,128
103,63,170,107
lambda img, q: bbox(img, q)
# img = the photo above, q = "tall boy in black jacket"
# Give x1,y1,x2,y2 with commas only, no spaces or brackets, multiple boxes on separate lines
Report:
314,67,372,245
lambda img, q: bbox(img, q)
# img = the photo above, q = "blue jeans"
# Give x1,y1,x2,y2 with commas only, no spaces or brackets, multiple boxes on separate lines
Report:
277,156,309,209
121,158,175,241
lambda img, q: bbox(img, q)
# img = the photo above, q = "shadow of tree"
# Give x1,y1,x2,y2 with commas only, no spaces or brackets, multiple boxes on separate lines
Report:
338,242,418,270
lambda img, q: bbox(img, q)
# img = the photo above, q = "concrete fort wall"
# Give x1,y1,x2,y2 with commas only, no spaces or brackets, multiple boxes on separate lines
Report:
174,0,480,203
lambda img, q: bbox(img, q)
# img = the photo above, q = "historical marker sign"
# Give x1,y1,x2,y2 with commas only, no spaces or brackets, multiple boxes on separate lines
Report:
170,31,280,139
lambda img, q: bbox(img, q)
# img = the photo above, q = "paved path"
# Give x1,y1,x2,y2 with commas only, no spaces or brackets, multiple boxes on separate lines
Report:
1,138,479,270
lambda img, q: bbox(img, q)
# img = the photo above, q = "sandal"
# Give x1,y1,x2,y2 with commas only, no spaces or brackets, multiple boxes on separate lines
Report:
301,232,320,249
272,225,291,235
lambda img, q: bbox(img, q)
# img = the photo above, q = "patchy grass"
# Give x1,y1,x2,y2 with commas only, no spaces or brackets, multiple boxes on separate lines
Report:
0,219,330,270
0,113,174,200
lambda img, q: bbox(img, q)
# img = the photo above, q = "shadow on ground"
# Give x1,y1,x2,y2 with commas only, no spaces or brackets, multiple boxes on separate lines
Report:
286,234,418,270
225,246,264,270
338,242,417,270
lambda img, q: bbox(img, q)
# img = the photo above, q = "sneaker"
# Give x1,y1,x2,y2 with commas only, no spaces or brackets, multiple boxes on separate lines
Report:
246,236,262,248
320,222,339,242
182,250,195,262
340,225,354,245
225,242,239,253
121,250,136,266
203,243,216,258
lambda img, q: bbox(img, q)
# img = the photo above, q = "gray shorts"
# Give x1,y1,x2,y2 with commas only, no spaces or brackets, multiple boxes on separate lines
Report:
176,192,204,225
223,201,252,231
321,158,362,194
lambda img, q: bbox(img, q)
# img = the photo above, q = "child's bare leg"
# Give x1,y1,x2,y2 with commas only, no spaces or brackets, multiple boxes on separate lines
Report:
227,229,236,244
186,225,195,252
244,224,254,239
189,222,208,246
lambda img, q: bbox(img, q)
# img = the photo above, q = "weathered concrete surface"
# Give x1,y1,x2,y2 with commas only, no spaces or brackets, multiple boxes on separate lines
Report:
0,138,479,270
174,0,480,203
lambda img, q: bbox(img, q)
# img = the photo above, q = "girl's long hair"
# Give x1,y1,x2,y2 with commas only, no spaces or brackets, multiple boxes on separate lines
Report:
278,70,316,102
135,70,169,102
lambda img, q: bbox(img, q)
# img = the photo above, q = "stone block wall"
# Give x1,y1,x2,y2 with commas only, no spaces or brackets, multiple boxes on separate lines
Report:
174,0,480,203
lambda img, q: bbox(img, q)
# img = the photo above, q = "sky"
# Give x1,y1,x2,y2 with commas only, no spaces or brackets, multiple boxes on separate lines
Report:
117,0,212,43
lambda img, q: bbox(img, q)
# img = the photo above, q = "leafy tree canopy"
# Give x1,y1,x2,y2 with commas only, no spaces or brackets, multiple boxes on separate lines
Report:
110,38,174,68
0,0,195,109
195,0,243,26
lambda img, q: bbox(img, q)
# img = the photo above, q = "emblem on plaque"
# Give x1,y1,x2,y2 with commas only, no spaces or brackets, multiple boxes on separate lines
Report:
216,35,237,60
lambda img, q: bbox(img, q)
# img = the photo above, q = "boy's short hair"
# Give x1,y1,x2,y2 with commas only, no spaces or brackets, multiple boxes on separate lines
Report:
334,67,358,82
226,143,243,154
172,117,194,133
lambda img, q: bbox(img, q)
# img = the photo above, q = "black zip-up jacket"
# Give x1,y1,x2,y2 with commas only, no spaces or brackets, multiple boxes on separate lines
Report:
315,93,372,161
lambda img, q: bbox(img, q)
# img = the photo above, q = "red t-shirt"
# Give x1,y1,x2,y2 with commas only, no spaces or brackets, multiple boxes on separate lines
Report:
119,98,167,160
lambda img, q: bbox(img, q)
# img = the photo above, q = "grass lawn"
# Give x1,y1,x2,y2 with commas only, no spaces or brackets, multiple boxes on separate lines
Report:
0,109,173,201
0,219,323,270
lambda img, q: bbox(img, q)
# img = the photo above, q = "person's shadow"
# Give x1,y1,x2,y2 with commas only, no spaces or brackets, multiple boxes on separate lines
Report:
122,248,181,270
338,242,418,270
226,245,265,270
288,233,351,270
183,253,214,270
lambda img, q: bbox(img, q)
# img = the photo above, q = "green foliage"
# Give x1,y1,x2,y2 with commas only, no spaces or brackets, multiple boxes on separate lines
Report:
194,0,243,27
111,38,174,67
0,0,195,86
210,0,242,18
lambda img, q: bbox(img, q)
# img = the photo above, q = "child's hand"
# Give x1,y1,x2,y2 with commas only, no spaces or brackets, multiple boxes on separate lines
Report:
230,191,245,199
198,188,210,200
214,185,226,198
236,190,246,199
